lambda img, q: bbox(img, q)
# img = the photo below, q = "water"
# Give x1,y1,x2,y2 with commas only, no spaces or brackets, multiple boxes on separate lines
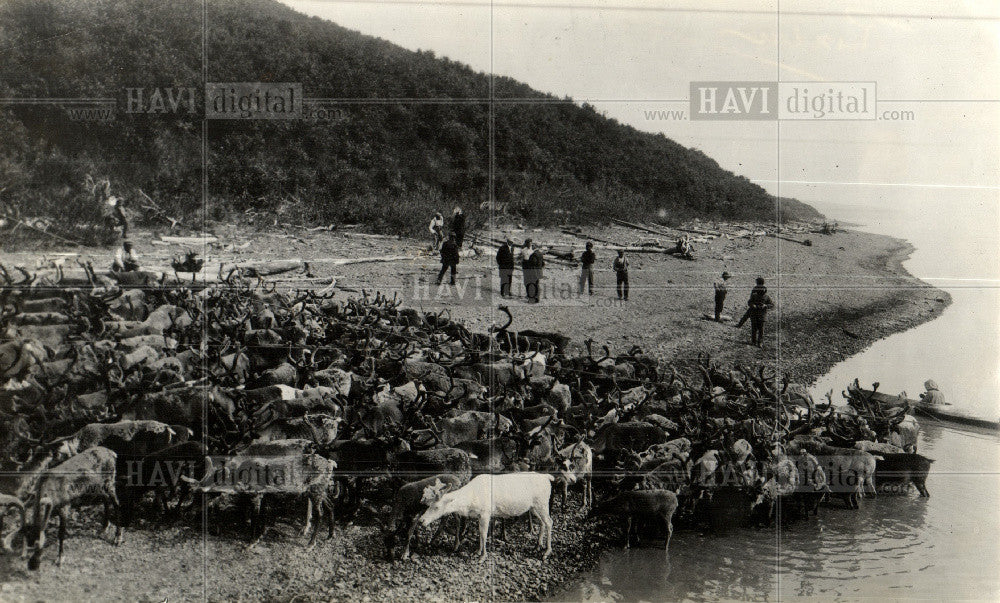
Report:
552,423,1000,602
808,190,1000,422
553,190,1000,601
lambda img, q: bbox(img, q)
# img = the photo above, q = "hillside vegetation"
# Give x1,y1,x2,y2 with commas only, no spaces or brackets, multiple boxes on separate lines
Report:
0,0,820,241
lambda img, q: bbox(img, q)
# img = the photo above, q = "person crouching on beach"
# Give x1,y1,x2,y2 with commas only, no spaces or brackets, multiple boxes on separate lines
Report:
613,250,629,301
579,242,596,295
496,238,515,297
436,233,460,286
713,271,731,321
112,240,140,273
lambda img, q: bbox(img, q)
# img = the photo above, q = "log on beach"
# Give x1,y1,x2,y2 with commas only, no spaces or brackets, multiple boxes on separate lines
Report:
559,229,621,246
767,232,809,245
611,218,675,237
675,226,721,238
325,254,416,266
159,235,219,244
236,260,304,276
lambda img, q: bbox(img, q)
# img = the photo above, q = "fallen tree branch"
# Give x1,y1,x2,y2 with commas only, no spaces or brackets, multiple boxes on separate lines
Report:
137,189,182,229
160,235,219,244
611,218,674,238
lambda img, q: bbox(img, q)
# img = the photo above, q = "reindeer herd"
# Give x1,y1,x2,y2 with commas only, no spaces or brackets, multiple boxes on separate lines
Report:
0,261,935,572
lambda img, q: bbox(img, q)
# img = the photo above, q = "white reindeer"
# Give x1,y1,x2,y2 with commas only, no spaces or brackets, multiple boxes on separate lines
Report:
420,472,554,560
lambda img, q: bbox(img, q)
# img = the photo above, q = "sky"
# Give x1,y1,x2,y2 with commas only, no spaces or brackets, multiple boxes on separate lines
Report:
279,0,1000,406
280,0,1000,276
281,0,1000,198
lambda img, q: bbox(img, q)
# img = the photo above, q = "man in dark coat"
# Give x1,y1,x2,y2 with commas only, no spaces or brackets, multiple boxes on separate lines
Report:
451,207,466,248
579,242,596,295
736,277,765,328
522,239,545,303
496,239,515,297
713,271,731,321
736,277,774,346
612,250,629,301
436,233,460,285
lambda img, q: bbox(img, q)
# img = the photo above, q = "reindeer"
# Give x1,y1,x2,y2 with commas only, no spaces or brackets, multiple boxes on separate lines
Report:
383,474,463,560
23,447,123,570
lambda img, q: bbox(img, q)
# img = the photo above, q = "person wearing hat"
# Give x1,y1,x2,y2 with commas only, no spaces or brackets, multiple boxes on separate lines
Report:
736,277,774,346
112,240,140,273
496,238,516,297
920,380,946,406
612,250,629,301
579,241,596,296
521,239,544,303
436,232,460,286
713,271,731,321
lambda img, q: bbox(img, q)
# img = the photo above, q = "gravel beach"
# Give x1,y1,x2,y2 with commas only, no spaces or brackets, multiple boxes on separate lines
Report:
0,222,951,601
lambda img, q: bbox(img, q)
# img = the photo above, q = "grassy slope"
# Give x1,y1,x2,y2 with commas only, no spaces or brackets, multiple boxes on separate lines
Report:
0,0,820,240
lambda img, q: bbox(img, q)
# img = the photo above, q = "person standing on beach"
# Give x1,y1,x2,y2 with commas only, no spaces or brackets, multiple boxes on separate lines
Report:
713,271,731,321
613,250,629,301
528,242,546,303
436,233,460,286
451,206,466,248
737,277,773,346
579,242,596,295
109,194,129,239
96,178,129,239
522,239,544,303
429,212,444,250
736,277,767,328
920,380,946,406
521,239,534,300
496,238,515,297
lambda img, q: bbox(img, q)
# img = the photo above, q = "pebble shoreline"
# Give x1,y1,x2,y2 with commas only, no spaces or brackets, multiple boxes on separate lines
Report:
0,225,951,601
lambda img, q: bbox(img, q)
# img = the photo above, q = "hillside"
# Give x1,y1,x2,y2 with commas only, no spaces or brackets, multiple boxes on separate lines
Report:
0,0,821,240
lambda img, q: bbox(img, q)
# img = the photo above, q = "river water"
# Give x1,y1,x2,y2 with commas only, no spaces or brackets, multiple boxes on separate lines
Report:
809,191,1000,423
552,190,1000,602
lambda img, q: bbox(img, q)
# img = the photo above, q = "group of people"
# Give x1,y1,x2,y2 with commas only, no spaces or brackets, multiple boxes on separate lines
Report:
495,238,546,302
93,176,140,274
433,224,774,344
715,272,775,346
493,239,631,303
432,207,467,286
429,207,465,251
577,242,630,300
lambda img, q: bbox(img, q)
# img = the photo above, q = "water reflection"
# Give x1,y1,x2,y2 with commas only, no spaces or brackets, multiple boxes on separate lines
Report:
807,193,1000,423
552,529,780,602
551,425,1000,602
553,192,999,602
